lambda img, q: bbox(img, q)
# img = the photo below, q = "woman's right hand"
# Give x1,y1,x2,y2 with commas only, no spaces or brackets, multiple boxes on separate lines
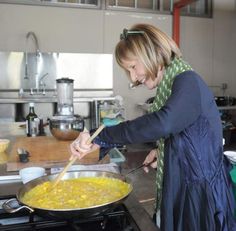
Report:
70,131,100,159
143,149,158,173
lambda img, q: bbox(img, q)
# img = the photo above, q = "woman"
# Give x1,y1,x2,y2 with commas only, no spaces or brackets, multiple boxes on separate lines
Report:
70,24,236,231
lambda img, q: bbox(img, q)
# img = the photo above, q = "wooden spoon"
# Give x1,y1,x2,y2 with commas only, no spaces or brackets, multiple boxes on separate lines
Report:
51,124,105,189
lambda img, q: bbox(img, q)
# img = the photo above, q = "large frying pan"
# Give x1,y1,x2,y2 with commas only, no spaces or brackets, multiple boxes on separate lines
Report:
3,170,133,220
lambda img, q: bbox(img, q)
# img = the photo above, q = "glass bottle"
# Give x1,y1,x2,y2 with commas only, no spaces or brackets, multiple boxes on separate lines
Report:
26,102,39,137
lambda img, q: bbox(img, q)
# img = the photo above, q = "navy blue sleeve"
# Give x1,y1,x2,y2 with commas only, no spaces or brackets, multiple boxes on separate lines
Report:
94,71,202,147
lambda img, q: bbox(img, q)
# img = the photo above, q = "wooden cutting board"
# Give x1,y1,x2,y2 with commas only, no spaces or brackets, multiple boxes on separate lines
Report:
7,136,105,172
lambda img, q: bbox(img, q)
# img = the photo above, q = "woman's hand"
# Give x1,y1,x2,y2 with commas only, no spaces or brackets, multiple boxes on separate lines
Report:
70,132,100,159
143,149,158,173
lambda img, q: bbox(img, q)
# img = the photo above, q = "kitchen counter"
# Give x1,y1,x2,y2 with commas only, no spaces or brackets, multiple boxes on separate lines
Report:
138,102,236,113
0,122,157,225
0,95,116,104
0,122,104,172
0,122,26,177
0,122,26,138
0,122,59,176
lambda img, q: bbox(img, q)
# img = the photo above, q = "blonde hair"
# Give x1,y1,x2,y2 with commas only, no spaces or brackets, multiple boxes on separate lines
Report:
115,23,182,82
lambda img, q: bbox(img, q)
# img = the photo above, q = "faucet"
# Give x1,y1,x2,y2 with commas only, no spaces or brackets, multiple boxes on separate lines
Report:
39,73,49,95
25,31,43,94
30,73,49,95
26,31,40,58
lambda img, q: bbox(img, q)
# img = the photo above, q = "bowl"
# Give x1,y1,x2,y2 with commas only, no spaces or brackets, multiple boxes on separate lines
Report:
0,139,10,153
0,139,10,164
19,167,46,184
49,115,84,141
224,151,236,164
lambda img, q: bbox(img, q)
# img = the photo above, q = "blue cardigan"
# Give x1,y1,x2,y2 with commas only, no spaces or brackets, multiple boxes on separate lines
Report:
94,71,236,231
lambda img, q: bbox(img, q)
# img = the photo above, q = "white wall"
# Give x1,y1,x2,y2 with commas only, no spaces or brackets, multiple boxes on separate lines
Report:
180,17,214,85
181,0,236,98
103,11,172,119
0,4,104,53
212,7,236,97
0,1,235,120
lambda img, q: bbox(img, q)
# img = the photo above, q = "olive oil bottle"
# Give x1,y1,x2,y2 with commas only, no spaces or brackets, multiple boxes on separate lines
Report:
26,102,39,137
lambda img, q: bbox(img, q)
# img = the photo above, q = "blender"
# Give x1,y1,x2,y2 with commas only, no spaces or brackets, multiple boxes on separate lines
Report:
56,78,74,116
49,78,84,141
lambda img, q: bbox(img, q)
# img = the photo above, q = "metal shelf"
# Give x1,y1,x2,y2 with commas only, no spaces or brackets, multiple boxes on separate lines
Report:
218,106,236,110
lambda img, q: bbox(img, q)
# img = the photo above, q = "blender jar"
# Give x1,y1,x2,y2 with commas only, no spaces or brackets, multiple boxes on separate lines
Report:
56,78,74,116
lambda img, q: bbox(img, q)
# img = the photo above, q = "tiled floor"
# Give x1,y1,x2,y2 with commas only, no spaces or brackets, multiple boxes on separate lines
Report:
120,144,156,217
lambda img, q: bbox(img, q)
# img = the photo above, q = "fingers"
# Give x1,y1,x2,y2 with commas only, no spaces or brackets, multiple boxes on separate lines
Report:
70,130,102,160
143,160,157,173
70,132,92,155
73,140,91,153
70,142,81,158
143,148,158,173
143,166,149,173
70,140,100,160
143,149,158,165
69,144,86,160
150,161,157,169
79,132,92,148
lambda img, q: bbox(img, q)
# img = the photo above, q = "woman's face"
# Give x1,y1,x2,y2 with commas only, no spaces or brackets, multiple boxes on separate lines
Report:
122,57,163,90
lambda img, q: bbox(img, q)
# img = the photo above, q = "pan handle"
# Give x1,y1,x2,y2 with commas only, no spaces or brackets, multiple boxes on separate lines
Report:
3,198,34,213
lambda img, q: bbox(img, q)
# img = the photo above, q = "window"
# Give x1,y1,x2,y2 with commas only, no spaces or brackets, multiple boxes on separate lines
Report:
106,0,171,13
0,0,100,9
0,0,212,17
180,0,212,17
106,0,212,18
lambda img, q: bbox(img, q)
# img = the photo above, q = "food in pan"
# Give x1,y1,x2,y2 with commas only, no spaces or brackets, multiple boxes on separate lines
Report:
21,177,132,209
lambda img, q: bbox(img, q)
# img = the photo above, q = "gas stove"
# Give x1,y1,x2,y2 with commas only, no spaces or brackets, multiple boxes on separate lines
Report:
0,194,159,231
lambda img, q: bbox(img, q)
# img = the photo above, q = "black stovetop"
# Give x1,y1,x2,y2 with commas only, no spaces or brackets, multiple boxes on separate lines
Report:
0,194,160,231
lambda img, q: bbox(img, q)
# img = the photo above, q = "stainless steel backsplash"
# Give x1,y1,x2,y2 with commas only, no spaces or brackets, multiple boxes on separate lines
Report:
0,52,114,128
0,52,113,93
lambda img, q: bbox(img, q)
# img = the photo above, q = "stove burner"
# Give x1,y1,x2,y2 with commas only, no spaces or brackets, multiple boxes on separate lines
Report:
0,195,140,231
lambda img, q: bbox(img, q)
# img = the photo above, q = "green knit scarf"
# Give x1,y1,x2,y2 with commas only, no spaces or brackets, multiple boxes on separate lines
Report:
149,57,193,210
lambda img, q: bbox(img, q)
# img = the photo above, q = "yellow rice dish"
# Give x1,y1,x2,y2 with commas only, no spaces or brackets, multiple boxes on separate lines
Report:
21,177,132,210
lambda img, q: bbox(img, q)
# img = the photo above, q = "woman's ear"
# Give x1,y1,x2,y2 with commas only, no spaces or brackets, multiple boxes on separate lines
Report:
158,65,163,72
155,65,163,78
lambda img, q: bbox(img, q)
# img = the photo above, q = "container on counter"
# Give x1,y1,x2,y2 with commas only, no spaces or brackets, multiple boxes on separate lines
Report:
25,102,39,137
